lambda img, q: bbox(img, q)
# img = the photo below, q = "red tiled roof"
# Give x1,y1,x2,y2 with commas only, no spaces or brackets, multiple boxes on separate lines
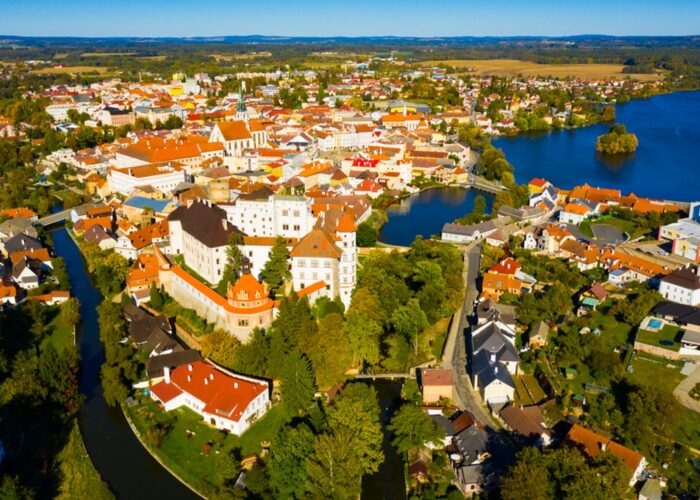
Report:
151,360,268,422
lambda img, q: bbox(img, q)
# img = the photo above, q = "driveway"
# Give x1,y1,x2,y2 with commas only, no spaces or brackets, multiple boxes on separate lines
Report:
674,363,700,414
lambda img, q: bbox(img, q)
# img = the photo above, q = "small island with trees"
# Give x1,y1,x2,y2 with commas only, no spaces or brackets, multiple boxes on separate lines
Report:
596,123,639,154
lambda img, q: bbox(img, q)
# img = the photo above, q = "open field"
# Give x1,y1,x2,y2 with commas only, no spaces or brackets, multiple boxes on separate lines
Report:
419,59,662,81
31,65,113,75
81,52,137,57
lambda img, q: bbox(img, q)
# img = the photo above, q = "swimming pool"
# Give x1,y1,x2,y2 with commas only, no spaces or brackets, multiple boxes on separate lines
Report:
647,319,663,330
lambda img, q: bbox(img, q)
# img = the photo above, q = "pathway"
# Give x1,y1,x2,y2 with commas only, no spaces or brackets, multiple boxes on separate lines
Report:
673,363,700,414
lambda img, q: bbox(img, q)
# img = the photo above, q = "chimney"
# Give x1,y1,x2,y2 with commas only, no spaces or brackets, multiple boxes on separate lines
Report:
164,366,171,384
209,373,214,380
204,378,208,385
234,382,238,389
187,375,191,382
188,364,193,371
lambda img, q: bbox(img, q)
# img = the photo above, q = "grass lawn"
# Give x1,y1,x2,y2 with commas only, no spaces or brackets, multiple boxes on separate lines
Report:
521,373,546,402
589,310,634,347
579,220,594,238
514,376,535,405
423,317,451,360
636,325,683,352
125,397,288,496
628,354,684,393
675,409,700,450
56,422,113,500
41,308,74,351
590,215,650,239
417,59,662,81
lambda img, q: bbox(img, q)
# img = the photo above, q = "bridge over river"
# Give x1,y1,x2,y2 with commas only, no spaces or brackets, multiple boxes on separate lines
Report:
35,201,100,227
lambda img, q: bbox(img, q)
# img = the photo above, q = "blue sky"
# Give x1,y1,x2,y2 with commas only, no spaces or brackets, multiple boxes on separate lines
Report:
2,0,699,37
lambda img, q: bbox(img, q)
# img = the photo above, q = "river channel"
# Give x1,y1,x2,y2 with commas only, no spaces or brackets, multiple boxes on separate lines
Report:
50,226,196,499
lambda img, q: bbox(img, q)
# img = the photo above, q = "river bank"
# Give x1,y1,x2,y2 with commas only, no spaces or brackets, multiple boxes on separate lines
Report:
50,226,196,499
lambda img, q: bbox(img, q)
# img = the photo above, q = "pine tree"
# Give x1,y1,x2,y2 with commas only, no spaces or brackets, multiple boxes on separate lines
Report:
149,282,163,308
260,236,291,295
280,350,315,418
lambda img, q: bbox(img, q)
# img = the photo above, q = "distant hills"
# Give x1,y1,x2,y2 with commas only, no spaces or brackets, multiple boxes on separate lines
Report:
1,34,699,48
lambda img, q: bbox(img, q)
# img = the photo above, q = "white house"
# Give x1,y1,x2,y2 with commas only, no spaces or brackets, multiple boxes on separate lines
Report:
168,201,244,285
659,266,700,306
150,360,270,435
108,162,187,196
221,192,315,240
470,319,518,404
290,211,357,308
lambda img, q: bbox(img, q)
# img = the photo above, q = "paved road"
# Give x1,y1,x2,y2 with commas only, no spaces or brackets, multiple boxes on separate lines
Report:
441,242,499,428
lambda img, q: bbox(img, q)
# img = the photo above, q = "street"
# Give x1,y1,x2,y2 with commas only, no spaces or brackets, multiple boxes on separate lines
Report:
441,241,499,428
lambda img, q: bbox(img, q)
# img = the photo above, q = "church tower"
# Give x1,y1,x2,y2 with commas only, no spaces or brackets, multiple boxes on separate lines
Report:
235,82,249,122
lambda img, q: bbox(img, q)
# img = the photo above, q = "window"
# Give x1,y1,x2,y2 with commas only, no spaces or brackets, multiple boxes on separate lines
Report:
283,224,289,231
293,210,300,217
294,225,300,231
282,209,289,216
238,319,249,327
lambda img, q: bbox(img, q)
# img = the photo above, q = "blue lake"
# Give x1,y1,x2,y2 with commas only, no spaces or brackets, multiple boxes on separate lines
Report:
379,91,700,246
494,90,700,201
379,187,493,246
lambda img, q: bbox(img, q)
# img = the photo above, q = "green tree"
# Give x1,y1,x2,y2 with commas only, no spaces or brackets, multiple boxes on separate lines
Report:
306,429,363,500
356,222,378,247
200,330,241,369
302,313,352,388
601,104,616,122
216,232,244,295
500,447,553,500
391,298,429,355
59,298,81,327
389,403,444,454
344,312,382,367
280,350,316,417
148,283,163,308
326,383,384,474
233,327,270,376
269,423,315,498
260,235,291,295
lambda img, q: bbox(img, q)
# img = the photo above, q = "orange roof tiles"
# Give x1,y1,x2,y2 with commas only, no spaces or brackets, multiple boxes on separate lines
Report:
151,360,268,422
0,207,37,219
291,229,343,259
216,121,252,141
128,220,169,251
565,424,644,475
10,248,51,265
563,203,590,216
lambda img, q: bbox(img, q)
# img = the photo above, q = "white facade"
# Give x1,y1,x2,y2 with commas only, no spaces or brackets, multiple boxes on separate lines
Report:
222,195,315,239
168,219,227,285
292,256,337,299
108,164,187,196
337,227,356,307
659,279,700,306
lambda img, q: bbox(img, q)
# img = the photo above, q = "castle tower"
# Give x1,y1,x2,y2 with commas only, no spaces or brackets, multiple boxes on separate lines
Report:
336,210,357,309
